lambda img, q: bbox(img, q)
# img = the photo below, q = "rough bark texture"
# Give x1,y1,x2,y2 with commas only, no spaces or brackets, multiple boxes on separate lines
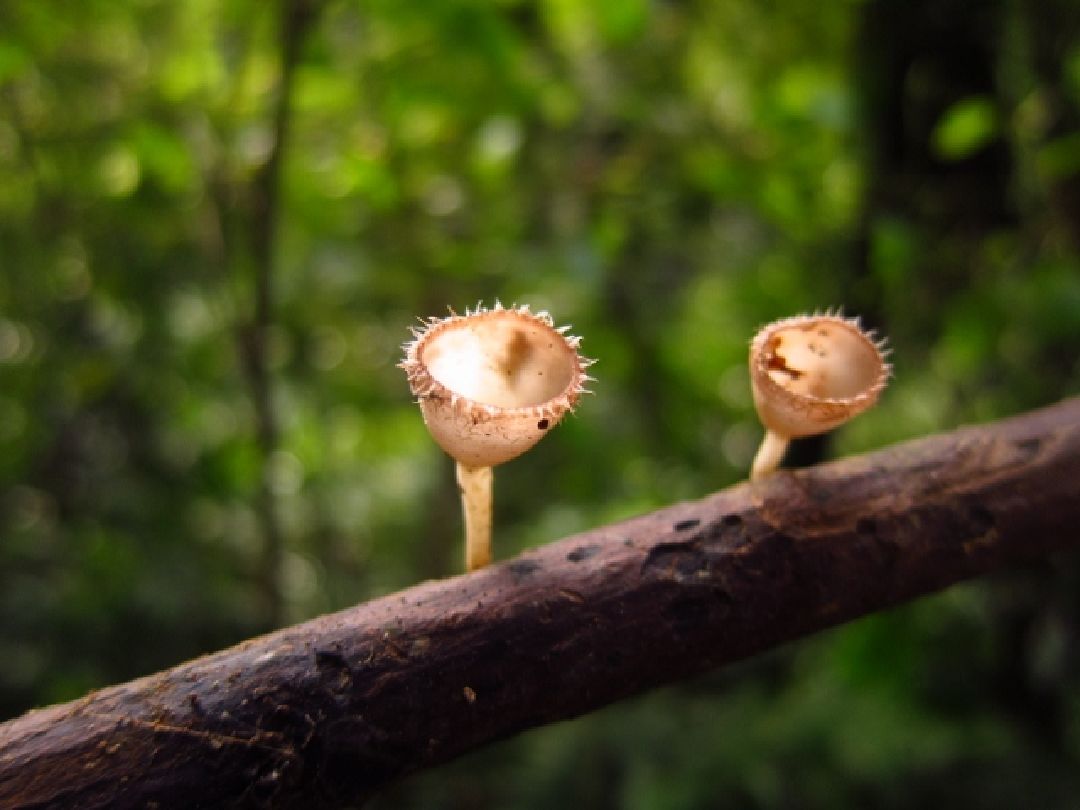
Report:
2,398,1079,809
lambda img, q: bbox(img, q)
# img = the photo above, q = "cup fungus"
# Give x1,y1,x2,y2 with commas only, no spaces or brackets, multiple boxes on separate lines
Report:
748,312,889,480
400,303,593,571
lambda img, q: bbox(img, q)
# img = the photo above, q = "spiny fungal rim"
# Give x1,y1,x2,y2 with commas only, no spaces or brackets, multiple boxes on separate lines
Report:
399,302,595,420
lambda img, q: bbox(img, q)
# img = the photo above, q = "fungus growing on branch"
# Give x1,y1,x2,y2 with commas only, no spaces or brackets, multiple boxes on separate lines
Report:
749,313,889,479
400,303,593,570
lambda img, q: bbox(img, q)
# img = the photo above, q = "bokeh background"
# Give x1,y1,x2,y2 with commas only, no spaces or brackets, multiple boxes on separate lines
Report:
2,0,1080,806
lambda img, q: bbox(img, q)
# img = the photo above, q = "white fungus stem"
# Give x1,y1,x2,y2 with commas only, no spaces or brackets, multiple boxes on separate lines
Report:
750,429,791,480
456,462,494,571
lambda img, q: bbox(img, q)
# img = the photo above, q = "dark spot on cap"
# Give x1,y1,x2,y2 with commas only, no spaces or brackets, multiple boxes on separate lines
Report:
537,418,550,430
674,518,700,532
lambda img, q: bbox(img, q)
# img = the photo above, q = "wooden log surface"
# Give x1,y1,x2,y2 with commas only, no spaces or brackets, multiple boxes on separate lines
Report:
2,397,1079,809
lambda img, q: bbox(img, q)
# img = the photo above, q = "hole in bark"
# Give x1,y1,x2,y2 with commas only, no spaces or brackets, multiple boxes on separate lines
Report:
643,540,699,574
1014,436,1041,459
315,648,348,670
508,559,541,580
567,544,600,562
715,513,751,550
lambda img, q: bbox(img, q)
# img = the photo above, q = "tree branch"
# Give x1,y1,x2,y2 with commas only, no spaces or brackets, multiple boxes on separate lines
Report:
2,397,1078,809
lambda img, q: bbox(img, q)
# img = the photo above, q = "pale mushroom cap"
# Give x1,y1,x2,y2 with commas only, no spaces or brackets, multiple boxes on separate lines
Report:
400,304,592,468
750,313,889,439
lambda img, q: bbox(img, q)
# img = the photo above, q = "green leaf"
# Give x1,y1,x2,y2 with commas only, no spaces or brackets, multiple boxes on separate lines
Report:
931,96,998,160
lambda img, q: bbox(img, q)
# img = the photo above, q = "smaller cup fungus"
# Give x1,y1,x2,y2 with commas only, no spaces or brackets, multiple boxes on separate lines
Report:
748,312,890,480
400,303,593,571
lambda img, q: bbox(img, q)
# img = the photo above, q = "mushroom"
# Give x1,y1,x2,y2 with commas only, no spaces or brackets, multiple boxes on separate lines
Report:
400,303,593,571
748,312,889,480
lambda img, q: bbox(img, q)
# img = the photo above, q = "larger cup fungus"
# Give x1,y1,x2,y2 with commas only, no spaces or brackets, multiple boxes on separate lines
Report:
400,303,593,571
748,312,890,480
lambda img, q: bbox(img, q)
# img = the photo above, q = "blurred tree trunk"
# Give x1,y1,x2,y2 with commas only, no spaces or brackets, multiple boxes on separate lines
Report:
2,397,1078,810
855,0,1014,235
849,0,1011,350
802,1,1015,471
1017,0,1080,247
239,0,321,629
852,0,1080,756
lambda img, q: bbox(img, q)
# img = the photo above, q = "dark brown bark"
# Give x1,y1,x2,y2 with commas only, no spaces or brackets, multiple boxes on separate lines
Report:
2,397,1079,810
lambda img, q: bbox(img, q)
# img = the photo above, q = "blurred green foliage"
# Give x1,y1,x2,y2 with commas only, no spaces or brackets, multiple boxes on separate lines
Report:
2,0,1079,806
